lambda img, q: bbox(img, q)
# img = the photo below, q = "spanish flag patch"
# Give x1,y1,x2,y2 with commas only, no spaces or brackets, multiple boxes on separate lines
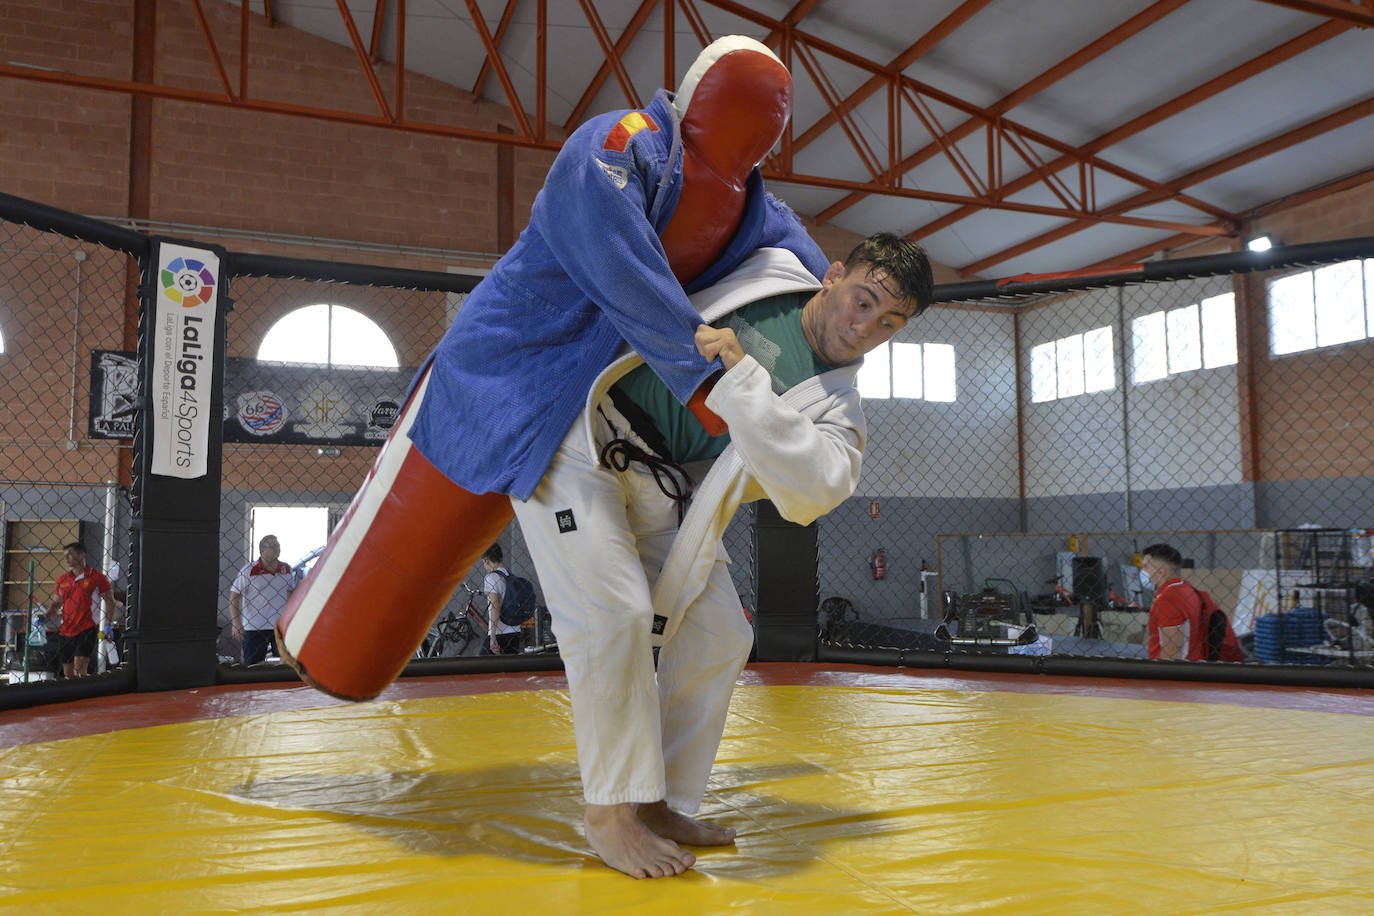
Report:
602,112,659,153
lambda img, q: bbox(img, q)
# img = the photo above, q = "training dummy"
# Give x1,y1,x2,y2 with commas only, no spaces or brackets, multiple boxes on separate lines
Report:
519,233,934,876
277,36,828,700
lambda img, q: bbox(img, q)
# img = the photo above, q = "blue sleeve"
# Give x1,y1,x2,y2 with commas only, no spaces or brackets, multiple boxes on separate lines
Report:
762,193,831,281
529,118,718,404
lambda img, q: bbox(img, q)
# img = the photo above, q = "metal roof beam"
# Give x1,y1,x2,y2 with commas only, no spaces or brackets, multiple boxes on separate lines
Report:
562,0,658,131
463,0,531,136
470,0,520,98
788,0,996,155
368,0,389,64
191,0,236,100
1251,0,1374,27
906,19,1352,242
335,0,394,121
760,164,1230,237
0,58,564,150
817,0,1190,223
957,93,1374,275
577,0,644,110
1081,165,1374,269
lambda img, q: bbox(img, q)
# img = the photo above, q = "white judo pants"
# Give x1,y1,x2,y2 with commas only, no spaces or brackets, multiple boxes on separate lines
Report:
513,400,755,812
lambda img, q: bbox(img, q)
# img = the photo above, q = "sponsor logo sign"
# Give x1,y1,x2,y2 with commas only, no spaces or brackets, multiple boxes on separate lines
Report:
236,390,288,437
366,399,400,441
150,243,219,478
91,351,413,446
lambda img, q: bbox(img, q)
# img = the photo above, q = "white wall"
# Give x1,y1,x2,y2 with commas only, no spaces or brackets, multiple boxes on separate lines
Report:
1020,278,1243,499
1122,276,1243,491
1021,287,1127,498
858,306,1020,498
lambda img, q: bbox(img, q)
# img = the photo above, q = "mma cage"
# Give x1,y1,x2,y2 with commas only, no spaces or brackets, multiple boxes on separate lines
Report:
3,189,1373,711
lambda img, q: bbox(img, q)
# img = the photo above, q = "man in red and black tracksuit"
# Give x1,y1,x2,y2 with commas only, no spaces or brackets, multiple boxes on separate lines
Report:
47,541,115,677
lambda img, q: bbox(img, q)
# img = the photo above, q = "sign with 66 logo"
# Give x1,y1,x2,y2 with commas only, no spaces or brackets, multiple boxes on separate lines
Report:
150,241,220,479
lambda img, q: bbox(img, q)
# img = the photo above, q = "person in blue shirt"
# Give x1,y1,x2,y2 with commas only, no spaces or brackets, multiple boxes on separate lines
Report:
278,37,830,704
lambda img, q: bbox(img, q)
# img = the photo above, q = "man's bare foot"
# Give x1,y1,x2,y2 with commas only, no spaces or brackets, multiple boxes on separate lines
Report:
585,802,696,879
635,800,737,847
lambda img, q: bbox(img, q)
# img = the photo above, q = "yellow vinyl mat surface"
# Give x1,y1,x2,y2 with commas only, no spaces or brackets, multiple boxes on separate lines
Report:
2,682,1373,914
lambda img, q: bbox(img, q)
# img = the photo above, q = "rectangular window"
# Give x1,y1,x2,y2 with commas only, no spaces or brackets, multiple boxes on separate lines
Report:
1031,327,1115,402
856,341,890,399
1166,304,1202,374
1268,259,1374,356
1083,326,1115,393
858,341,956,401
1055,335,1085,399
1367,258,1374,339
1314,260,1365,348
1200,293,1238,368
1269,272,1316,355
1131,311,1166,383
249,505,329,569
1132,293,1236,383
891,341,923,398
923,343,956,402
1030,342,1056,403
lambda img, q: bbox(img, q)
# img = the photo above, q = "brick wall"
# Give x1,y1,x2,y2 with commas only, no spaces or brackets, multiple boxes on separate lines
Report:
1245,178,1374,482
8,0,1372,493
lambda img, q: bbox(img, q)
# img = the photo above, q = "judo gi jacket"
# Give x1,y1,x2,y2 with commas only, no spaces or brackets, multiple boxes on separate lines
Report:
409,89,829,500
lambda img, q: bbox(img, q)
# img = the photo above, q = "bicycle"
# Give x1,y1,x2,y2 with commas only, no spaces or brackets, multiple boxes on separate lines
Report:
416,581,487,658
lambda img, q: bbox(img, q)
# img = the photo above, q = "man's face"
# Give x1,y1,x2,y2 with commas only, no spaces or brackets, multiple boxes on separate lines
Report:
802,261,914,366
63,547,85,572
259,538,281,564
1141,556,1167,589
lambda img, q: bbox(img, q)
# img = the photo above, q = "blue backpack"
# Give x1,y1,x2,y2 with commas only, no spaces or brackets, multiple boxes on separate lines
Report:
496,570,537,625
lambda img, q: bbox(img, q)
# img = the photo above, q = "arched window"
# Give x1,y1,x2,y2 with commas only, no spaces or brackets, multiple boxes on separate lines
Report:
258,304,398,368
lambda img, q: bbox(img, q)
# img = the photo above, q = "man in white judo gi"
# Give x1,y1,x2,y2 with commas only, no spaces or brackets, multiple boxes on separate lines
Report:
514,233,934,877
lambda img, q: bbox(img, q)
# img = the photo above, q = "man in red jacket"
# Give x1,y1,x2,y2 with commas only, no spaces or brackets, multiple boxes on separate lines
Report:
1142,543,1244,661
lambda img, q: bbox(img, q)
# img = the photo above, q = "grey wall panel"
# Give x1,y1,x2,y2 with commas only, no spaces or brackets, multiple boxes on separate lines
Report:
1256,476,1374,529
818,494,1022,625
1026,491,1131,532
1126,482,1257,530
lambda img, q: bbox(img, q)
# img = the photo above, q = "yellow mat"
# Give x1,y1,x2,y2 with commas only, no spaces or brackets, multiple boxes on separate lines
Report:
2,684,1373,914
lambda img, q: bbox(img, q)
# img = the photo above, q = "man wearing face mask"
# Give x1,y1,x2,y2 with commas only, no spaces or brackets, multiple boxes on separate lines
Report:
1140,543,1243,661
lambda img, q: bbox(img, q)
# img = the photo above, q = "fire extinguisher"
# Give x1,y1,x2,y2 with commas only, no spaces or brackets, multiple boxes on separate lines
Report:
870,548,886,581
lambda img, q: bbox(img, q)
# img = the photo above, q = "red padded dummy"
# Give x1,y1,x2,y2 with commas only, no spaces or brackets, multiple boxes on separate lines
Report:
659,37,792,284
276,368,513,700
277,37,793,700
662,37,792,435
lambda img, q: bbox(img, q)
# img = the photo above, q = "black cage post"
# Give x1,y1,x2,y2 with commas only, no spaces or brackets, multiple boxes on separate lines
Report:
130,238,230,691
753,500,819,661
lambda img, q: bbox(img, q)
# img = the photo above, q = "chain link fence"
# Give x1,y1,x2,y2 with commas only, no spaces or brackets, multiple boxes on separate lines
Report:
214,268,765,669
5,190,1373,693
1,218,134,686
822,248,1374,670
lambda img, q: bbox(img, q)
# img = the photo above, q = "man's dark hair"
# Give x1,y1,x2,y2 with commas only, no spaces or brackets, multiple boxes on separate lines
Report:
1142,543,1183,569
843,232,935,319
63,542,86,553
483,543,503,564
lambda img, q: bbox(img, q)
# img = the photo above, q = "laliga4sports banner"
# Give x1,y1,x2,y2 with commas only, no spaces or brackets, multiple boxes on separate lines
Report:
150,242,219,479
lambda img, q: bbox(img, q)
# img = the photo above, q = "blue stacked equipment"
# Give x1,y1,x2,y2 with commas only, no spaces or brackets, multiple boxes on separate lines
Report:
1253,608,1325,664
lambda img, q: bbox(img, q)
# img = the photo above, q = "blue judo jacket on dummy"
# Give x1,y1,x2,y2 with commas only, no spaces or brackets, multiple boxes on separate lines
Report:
409,89,828,500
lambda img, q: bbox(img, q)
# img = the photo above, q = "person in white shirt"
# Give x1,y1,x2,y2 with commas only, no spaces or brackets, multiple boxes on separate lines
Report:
480,544,524,655
230,535,295,664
